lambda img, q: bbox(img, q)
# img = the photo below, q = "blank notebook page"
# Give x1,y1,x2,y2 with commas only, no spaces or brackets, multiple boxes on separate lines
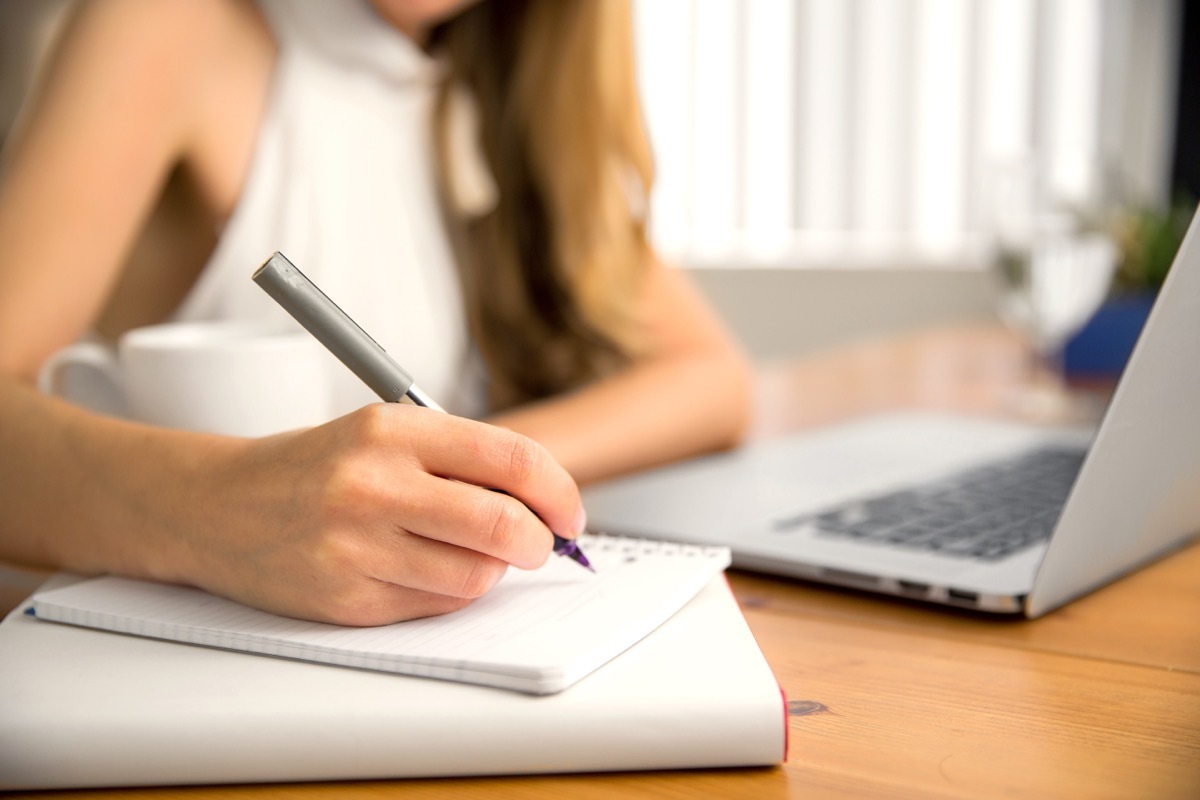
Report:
30,534,731,694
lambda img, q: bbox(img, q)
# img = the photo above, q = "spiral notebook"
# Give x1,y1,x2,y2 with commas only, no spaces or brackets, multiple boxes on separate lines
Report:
28,534,731,695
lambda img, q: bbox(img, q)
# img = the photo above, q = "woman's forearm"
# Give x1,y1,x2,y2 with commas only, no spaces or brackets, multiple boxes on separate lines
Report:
0,376,223,581
489,255,754,486
0,377,588,625
489,345,752,486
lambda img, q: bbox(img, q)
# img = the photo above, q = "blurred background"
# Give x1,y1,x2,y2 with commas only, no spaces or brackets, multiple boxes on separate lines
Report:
630,0,1195,363
2,0,1195,365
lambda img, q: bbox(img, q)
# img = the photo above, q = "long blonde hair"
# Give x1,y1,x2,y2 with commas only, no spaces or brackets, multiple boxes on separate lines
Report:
429,0,654,412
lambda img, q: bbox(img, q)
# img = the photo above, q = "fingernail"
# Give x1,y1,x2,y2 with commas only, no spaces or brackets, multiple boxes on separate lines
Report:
571,505,588,537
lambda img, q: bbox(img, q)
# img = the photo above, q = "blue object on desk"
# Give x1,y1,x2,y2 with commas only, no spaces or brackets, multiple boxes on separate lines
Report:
1064,292,1156,378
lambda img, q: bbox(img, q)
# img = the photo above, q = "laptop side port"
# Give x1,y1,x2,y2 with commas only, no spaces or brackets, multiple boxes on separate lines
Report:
947,588,980,604
897,580,930,597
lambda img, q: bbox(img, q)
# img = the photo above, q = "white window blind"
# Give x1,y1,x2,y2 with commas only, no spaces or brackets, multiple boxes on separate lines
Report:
632,0,1180,269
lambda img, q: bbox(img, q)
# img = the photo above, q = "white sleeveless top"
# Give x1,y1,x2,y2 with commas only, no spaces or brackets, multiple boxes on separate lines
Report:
172,0,482,417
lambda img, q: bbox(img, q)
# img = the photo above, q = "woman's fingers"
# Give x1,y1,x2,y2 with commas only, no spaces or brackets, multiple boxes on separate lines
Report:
384,470,555,570
312,530,510,624
370,404,586,543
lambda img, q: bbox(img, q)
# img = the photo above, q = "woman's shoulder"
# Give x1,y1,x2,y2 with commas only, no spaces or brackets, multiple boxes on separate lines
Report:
58,0,267,70
33,0,275,212
45,0,272,128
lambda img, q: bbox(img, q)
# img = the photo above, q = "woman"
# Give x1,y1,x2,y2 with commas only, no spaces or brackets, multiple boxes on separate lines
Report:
0,0,750,625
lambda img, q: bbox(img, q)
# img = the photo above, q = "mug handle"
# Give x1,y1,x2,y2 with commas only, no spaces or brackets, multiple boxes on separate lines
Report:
36,342,129,418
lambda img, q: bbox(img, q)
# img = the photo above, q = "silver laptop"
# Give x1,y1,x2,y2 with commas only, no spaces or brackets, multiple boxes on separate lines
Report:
583,211,1200,617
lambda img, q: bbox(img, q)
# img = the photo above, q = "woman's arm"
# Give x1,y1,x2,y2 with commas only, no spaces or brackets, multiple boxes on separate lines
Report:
0,0,584,625
488,252,753,485
0,0,199,378
0,0,279,374
0,0,252,568
0,380,584,626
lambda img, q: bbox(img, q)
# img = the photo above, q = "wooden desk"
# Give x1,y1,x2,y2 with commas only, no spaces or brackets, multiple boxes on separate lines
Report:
9,324,1200,799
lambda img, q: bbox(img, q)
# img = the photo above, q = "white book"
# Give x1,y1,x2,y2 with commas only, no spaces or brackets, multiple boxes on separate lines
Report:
0,571,786,790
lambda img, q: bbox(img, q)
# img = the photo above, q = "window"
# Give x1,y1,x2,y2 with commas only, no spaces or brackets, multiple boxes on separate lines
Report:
632,0,1181,269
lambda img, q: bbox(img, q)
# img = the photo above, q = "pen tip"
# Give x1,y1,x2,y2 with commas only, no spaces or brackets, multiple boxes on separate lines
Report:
569,549,595,573
553,535,595,573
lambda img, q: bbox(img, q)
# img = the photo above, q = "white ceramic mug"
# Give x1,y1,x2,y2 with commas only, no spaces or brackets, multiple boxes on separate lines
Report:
37,320,333,437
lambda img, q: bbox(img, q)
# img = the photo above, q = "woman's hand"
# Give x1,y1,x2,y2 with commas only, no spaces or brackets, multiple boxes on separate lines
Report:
182,403,585,626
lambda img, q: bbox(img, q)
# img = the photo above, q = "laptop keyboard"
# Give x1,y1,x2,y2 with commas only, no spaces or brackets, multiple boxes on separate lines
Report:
774,445,1087,561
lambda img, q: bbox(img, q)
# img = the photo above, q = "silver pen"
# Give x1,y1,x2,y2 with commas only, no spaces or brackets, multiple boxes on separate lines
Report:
252,252,593,571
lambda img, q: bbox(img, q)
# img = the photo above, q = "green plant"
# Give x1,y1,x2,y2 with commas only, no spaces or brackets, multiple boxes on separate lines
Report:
1111,197,1195,293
